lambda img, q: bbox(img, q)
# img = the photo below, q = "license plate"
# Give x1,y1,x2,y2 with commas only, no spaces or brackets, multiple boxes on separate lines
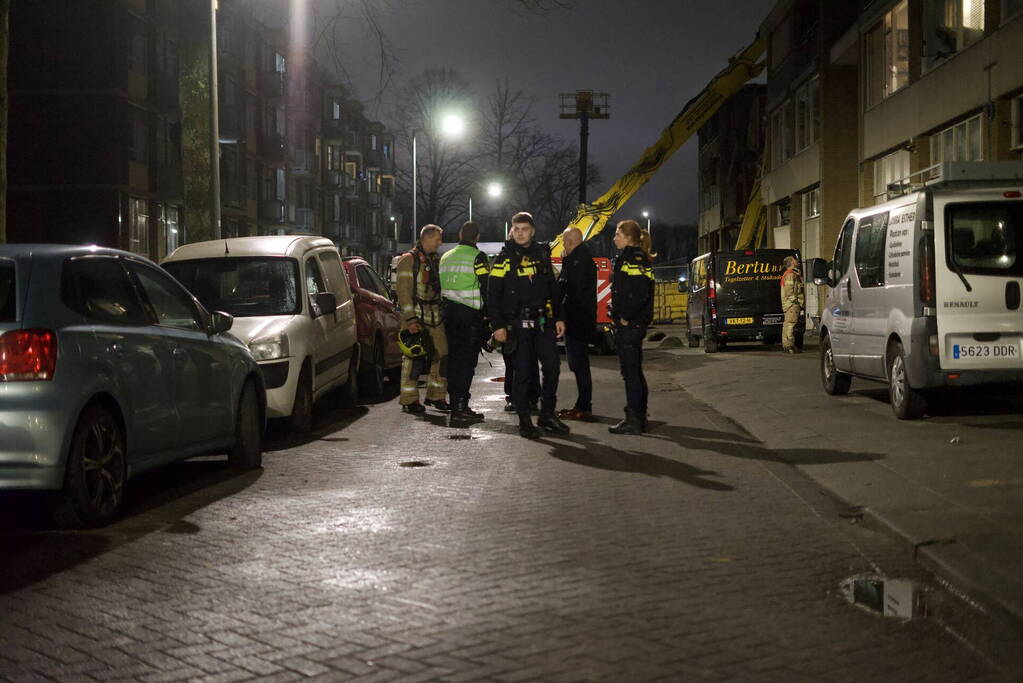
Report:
951,342,1020,360
727,317,753,325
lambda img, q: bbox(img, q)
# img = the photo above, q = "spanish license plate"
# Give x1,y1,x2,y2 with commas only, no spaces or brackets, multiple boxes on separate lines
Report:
951,341,1020,360
727,317,753,325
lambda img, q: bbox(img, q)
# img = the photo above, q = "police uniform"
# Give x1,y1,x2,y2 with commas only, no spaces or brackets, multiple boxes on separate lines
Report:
609,245,654,433
395,245,447,406
488,240,566,436
439,241,490,414
780,264,805,352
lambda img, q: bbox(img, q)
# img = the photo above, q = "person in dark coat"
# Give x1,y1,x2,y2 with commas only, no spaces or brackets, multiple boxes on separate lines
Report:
608,219,655,434
489,212,570,439
556,227,597,421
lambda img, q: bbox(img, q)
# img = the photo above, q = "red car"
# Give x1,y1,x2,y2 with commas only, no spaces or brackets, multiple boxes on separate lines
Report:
342,256,403,396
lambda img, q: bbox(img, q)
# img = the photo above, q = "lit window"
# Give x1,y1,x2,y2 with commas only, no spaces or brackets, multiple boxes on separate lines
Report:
802,187,821,219
873,149,911,198
865,1,909,108
1011,94,1023,151
922,0,985,72
929,113,984,173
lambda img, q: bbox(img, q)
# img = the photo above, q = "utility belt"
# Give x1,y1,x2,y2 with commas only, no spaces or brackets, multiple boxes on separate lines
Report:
514,304,552,330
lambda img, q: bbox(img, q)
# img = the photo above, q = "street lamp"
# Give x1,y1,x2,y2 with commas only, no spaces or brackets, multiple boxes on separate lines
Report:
411,111,466,243
642,210,652,241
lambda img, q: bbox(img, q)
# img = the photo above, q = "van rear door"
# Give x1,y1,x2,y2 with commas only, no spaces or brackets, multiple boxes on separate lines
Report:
934,193,1023,370
713,250,789,335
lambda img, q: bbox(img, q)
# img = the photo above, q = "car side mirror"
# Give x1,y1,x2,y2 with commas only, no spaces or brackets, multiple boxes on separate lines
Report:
210,310,234,335
810,258,830,286
314,291,337,317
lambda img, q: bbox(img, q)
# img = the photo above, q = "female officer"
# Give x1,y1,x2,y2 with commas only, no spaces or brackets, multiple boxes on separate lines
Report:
609,219,655,434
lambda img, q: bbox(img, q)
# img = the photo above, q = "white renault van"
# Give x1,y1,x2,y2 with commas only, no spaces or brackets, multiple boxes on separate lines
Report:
164,236,359,430
810,161,1023,419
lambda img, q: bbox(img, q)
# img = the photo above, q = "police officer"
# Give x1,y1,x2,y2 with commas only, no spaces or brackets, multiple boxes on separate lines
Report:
395,225,449,414
489,212,570,439
780,255,805,354
440,221,490,420
609,219,655,435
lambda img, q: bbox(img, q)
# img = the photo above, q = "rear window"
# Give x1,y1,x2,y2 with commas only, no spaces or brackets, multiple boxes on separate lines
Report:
0,259,16,322
715,254,788,304
164,257,301,317
946,201,1023,276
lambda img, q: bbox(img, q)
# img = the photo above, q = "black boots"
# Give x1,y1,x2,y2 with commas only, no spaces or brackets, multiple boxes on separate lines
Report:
609,409,644,435
518,414,543,440
425,398,451,412
450,398,484,421
537,412,570,435
402,402,426,415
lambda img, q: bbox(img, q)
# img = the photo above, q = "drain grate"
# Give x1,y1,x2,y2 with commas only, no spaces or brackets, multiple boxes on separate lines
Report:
399,461,432,468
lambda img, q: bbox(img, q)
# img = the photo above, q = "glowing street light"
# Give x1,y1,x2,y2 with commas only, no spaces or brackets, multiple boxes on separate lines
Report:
440,112,466,138
487,181,503,198
412,112,467,242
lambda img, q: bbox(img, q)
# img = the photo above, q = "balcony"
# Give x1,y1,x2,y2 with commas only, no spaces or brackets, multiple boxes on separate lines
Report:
291,148,314,176
292,207,314,232
262,133,285,161
259,200,286,223
262,71,285,98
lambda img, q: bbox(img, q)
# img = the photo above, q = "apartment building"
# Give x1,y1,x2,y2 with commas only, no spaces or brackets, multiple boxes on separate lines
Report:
697,84,766,253
856,0,1023,204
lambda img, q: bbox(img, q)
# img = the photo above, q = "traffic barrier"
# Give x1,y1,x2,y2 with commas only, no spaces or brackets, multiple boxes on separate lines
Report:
653,281,687,322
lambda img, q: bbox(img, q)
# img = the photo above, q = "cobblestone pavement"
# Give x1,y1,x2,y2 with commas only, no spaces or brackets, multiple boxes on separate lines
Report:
2,350,1021,682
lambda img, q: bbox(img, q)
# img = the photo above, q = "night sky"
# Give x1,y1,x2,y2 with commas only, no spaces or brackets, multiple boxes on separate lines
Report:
329,0,777,227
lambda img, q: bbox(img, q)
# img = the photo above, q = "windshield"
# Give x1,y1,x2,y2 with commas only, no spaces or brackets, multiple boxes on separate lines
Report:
715,253,789,304
0,259,15,322
163,257,301,317
946,201,1023,276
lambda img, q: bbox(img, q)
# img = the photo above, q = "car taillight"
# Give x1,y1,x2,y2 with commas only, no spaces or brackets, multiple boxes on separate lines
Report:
708,278,716,300
920,235,935,307
0,329,58,381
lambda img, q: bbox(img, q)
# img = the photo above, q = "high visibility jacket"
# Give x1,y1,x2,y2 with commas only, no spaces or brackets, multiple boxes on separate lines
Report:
439,242,489,310
610,246,654,326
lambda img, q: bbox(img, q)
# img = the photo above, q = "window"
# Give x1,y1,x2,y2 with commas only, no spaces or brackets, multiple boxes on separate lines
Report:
770,106,786,169
370,134,378,151
383,142,391,160
1012,94,1023,151
855,213,889,288
795,79,819,152
163,257,300,318
946,201,1023,276
923,0,985,72
318,250,353,303
866,1,910,107
127,262,203,332
803,187,821,219
64,257,148,326
305,256,326,302
834,219,856,278
356,265,381,294
129,115,148,163
332,100,341,120
873,149,911,198
690,258,708,289
0,259,17,322
165,205,181,257
129,198,149,257
930,114,984,171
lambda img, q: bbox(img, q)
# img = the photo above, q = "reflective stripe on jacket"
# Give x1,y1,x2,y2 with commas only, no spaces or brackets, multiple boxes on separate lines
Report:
440,243,486,310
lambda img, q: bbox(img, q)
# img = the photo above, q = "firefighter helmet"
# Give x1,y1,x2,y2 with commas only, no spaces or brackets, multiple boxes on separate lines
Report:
398,329,429,358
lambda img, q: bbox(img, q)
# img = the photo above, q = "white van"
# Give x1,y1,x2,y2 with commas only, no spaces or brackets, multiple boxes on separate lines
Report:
810,161,1023,419
164,236,359,430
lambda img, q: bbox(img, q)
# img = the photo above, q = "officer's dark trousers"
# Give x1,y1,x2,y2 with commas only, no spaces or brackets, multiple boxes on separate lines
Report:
504,350,539,403
445,301,483,402
564,333,593,412
616,323,648,417
511,325,559,415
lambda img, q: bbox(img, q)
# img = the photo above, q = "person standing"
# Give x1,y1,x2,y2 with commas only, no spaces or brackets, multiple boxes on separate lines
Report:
780,254,805,354
489,212,570,439
440,221,490,420
395,225,449,414
556,227,597,421
608,220,655,435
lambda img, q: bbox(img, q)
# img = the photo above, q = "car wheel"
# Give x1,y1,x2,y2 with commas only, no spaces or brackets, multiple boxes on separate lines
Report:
53,404,127,529
703,319,718,353
340,353,360,407
686,326,700,348
360,341,386,398
821,333,852,396
888,341,926,419
229,380,263,470
289,363,313,432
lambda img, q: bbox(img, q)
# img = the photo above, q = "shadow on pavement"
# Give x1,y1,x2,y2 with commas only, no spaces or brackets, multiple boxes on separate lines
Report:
543,432,734,491
0,460,261,595
264,381,393,450
853,384,1023,424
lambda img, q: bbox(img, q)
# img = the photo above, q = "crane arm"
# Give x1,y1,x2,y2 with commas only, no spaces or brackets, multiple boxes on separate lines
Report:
549,36,766,257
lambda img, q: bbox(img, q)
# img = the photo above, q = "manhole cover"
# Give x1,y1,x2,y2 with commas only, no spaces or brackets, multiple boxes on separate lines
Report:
447,434,476,440
399,461,432,468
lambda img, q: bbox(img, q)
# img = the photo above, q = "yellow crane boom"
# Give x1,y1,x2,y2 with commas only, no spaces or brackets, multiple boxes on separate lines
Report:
549,36,766,258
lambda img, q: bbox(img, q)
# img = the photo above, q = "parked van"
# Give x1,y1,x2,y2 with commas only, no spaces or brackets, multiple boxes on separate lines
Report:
164,236,359,430
809,161,1023,419
683,248,804,352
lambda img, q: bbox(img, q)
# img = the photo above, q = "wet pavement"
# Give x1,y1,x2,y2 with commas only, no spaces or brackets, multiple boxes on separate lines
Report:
1,347,1021,681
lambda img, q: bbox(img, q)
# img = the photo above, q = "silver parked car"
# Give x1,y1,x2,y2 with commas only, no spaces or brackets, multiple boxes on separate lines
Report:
0,245,265,528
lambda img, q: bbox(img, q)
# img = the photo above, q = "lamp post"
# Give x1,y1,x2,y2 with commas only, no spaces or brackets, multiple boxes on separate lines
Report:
410,112,465,244
642,210,652,241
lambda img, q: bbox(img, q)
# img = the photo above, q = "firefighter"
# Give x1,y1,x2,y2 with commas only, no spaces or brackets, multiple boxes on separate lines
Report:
439,221,490,420
780,254,805,354
609,220,655,435
489,212,570,439
395,224,449,414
